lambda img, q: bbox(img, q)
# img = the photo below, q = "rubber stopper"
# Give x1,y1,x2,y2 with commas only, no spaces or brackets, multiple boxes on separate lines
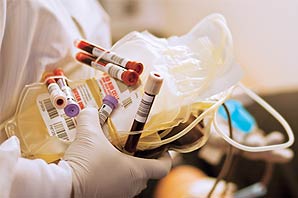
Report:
103,95,118,110
64,100,80,117
144,72,163,95
126,61,144,75
121,69,139,86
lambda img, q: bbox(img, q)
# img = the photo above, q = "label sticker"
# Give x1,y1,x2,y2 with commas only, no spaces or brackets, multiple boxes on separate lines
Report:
37,82,98,141
37,94,76,141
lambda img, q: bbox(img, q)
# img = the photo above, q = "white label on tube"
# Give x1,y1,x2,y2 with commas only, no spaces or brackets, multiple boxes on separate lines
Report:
135,93,154,123
92,47,128,67
47,83,65,107
91,61,124,81
98,104,113,126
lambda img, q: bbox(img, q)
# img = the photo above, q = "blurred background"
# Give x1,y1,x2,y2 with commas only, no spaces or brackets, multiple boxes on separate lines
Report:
99,1,298,197
100,0,298,95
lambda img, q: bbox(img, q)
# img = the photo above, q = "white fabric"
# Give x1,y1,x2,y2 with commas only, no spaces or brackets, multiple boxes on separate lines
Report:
0,0,111,127
64,107,172,198
0,136,20,198
0,0,111,196
0,136,72,198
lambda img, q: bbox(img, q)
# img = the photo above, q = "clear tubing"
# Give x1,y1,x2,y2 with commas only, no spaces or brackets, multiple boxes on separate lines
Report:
213,82,294,152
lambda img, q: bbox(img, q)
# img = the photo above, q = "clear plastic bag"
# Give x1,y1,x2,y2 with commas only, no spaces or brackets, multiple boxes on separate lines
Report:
0,14,243,162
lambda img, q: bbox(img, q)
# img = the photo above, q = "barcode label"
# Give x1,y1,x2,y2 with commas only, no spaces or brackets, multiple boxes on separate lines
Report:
122,97,132,108
53,121,69,140
98,104,112,126
110,54,125,65
107,64,123,80
63,114,76,130
43,98,58,119
135,94,155,123
37,93,77,142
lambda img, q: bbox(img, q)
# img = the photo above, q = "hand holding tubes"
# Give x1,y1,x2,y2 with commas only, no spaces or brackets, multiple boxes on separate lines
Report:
6,108,171,198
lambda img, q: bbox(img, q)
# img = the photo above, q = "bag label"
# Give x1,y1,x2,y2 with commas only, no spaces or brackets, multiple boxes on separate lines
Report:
37,94,76,141
37,83,98,141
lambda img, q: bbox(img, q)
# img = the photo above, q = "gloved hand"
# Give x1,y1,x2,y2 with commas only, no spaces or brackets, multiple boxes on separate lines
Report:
63,107,172,198
7,107,171,198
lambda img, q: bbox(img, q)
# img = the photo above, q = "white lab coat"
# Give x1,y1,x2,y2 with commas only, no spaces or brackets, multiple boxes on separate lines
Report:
0,0,111,196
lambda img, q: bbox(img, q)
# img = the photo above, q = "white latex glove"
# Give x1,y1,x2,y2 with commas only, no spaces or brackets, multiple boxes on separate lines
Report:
63,107,172,198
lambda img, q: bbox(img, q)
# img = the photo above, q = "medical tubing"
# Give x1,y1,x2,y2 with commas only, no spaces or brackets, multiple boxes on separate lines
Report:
233,162,271,198
213,83,294,152
207,103,234,198
75,39,144,75
261,162,273,187
124,72,163,154
75,52,139,86
146,88,233,147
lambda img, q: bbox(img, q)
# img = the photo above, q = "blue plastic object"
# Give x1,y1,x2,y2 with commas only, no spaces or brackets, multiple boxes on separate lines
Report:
218,99,256,133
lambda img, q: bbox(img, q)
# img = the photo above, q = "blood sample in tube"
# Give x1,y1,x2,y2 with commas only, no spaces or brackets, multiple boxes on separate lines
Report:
75,39,144,75
76,52,139,86
98,95,118,126
53,68,80,117
124,71,163,154
43,73,67,109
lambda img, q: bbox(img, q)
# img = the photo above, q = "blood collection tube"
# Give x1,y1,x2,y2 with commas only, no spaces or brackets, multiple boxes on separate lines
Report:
43,73,67,109
53,68,80,117
76,52,139,86
75,39,144,75
124,72,164,154
98,95,118,126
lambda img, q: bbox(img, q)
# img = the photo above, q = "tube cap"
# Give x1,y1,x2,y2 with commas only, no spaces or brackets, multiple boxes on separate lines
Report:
53,95,67,109
121,69,139,86
64,100,80,117
103,95,118,110
126,61,144,75
144,72,163,95
53,68,65,76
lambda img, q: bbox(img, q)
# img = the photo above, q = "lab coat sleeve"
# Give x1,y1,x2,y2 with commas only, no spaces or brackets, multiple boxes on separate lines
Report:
10,158,72,198
0,136,72,198
0,136,19,198
0,0,5,50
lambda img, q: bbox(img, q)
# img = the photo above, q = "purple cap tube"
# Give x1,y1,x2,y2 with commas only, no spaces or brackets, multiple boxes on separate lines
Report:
99,95,118,126
64,99,81,117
